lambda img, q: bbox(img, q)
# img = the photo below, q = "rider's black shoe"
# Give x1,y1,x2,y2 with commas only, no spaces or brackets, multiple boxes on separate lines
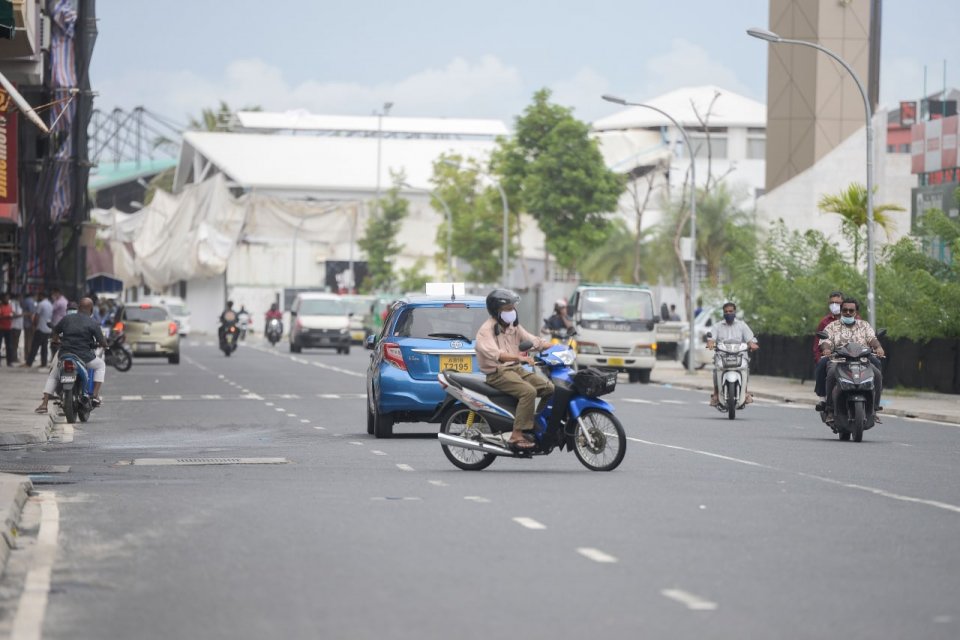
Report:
815,401,826,412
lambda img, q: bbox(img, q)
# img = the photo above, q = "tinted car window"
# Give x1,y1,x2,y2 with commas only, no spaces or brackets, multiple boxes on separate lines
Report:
298,299,346,315
393,306,487,340
123,307,169,322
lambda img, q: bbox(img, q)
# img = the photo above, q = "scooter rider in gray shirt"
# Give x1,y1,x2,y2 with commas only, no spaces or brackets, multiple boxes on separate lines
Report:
705,301,759,406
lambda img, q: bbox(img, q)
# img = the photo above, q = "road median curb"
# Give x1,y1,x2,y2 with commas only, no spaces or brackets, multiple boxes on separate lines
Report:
0,473,33,576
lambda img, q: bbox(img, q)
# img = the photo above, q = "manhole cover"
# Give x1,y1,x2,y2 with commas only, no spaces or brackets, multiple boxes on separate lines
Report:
0,465,70,474
130,457,289,466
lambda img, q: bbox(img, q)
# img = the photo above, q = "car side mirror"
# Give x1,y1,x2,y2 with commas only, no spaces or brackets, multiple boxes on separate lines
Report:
290,310,297,317
646,319,657,331
348,312,355,317
816,330,829,339
365,335,376,350
876,328,887,338
518,340,534,351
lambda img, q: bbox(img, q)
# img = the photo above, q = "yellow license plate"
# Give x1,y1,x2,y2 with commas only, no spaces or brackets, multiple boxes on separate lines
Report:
607,357,625,366
440,355,472,372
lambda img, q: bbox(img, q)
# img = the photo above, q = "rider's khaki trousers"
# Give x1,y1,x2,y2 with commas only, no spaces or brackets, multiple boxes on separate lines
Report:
486,365,554,431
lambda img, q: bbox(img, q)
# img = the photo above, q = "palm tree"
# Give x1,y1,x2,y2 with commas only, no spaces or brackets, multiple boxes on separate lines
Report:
694,183,755,287
817,183,904,269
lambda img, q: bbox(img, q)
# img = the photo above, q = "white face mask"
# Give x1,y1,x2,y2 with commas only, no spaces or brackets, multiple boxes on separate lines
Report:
829,303,841,315
500,310,517,325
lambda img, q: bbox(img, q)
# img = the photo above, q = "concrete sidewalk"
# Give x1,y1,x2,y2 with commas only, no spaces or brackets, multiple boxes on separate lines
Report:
1,366,52,577
651,360,960,425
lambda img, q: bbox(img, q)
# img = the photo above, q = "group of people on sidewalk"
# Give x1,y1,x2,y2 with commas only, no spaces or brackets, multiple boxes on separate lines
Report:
0,289,68,369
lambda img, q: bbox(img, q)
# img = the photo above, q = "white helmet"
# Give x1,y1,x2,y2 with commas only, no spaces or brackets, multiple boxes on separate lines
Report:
555,298,567,308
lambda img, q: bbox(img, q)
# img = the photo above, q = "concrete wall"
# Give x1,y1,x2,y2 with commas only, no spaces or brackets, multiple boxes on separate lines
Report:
184,275,226,336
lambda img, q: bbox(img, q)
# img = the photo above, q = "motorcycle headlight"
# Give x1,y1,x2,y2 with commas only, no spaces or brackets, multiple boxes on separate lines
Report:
556,349,576,365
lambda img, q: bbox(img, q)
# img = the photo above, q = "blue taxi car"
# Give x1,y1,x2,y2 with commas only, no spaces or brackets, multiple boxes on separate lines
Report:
366,294,489,438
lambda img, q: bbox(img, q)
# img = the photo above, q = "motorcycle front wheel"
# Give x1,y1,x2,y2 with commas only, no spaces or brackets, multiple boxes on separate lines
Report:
440,408,496,471
726,383,737,420
852,402,865,442
573,409,626,471
112,348,132,372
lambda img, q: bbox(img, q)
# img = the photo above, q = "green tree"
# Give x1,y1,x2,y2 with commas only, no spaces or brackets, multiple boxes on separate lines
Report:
430,154,513,283
578,219,636,283
358,175,408,293
817,183,904,269
396,258,430,293
491,89,625,272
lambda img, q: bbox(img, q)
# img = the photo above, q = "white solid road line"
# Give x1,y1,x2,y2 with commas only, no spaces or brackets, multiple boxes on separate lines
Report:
661,589,718,611
120,395,142,401
512,517,545,529
622,398,656,404
201,394,221,400
160,395,181,400
661,399,686,405
626,436,960,515
576,547,618,563
465,496,491,503
11,492,59,640
319,394,341,399
396,464,415,472
905,417,960,428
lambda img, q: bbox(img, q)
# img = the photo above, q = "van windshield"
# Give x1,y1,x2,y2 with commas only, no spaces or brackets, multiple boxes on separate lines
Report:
580,290,654,322
298,299,346,315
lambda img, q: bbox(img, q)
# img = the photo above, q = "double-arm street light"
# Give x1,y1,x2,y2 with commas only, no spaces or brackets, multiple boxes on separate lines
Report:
401,181,454,279
747,27,877,327
601,94,698,374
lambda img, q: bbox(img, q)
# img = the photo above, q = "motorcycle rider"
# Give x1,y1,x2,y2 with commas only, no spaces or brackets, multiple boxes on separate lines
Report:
237,305,250,340
475,289,553,450
813,290,859,400
265,303,284,335
818,297,885,425
34,297,107,414
219,300,238,344
541,298,573,336
706,302,759,406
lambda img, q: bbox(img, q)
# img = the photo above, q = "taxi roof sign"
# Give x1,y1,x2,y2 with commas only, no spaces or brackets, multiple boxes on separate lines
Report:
425,282,465,298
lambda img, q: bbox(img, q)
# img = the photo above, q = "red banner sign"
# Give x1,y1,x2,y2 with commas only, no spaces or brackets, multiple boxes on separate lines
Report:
0,86,18,224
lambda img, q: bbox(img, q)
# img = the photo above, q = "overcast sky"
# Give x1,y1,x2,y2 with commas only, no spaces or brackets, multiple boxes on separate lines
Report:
90,1,957,126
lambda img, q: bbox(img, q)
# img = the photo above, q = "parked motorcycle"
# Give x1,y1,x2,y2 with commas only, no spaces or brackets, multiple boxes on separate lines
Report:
56,353,96,424
816,329,885,442
436,342,626,471
103,325,133,372
266,317,283,346
220,322,239,356
709,333,751,420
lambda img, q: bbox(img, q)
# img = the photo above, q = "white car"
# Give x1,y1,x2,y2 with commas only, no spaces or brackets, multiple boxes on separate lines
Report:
289,293,351,354
144,296,191,337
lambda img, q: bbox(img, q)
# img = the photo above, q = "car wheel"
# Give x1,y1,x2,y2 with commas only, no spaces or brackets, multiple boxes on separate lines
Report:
290,341,302,353
366,401,375,435
342,346,350,356
373,404,394,438
168,354,180,365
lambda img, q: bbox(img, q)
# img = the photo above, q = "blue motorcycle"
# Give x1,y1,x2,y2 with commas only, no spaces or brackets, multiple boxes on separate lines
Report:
436,342,626,471
56,352,96,424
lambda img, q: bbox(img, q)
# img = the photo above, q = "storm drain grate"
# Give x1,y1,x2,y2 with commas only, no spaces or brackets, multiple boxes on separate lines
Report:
130,457,289,466
0,465,70,474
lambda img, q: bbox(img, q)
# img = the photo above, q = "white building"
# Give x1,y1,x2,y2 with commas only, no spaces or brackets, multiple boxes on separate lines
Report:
104,112,552,334
592,85,768,234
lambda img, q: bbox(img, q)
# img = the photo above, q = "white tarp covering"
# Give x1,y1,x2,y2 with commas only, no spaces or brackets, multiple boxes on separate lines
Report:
92,174,360,291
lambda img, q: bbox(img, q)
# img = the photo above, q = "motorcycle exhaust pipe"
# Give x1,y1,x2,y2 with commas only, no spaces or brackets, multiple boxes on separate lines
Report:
437,432,515,456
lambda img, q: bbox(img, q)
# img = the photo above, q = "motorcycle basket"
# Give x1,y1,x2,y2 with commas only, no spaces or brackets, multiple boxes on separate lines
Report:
573,367,618,398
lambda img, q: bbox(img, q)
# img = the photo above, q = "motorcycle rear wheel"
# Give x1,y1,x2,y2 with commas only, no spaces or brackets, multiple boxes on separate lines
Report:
440,408,497,471
63,389,77,424
573,409,626,471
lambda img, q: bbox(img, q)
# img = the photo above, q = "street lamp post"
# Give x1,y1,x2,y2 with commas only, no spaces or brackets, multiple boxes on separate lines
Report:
402,182,454,279
602,94,698,374
374,101,394,201
747,27,877,327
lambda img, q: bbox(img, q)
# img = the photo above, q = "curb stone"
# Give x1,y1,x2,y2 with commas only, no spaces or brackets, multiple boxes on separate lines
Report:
0,473,34,576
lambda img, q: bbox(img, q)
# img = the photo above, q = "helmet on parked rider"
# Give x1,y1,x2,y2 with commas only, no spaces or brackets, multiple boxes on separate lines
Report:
485,288,520,319
554,298,567,311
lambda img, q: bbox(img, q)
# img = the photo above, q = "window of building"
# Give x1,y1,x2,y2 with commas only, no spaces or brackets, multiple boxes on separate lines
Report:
690,134,727,159
747,137,765,160
899,143,911,153
887,144,896,153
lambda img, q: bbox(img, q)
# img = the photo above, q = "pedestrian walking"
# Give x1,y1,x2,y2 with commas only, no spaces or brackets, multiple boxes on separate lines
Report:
9,293,23,364
21,291,36,361
49,288,67,359
24,291,53,368
0,293,16,366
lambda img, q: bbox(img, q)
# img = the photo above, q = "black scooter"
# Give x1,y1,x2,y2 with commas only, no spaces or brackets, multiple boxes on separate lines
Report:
816,329,885,442
104,327,133,372
220,322,239,356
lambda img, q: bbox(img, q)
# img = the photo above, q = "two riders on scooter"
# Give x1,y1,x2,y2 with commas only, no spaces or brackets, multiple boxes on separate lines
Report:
35,297,107,414
817,297,885,425
474,289,553,450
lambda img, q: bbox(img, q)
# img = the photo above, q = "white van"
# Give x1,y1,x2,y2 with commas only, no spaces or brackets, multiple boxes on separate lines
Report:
569,285,659,383
289,292,351,354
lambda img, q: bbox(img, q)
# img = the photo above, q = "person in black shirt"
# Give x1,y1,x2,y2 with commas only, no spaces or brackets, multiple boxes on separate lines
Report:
541,298,573,337
35,298,107,414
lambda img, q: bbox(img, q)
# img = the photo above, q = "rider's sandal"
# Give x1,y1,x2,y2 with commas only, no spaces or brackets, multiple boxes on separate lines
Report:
508,437,535,450
34,405,47,414
92,396,102,408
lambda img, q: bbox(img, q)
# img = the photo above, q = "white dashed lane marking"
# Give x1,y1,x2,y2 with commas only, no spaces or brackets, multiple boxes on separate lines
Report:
396,464,414,472
372,450,387,456
661,589,718,611
513,517,546,530
428,480,448,487
577,548,618,563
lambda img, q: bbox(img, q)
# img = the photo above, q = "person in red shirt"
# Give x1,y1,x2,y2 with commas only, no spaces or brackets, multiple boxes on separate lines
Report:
0,293,15,366
264,303,283,334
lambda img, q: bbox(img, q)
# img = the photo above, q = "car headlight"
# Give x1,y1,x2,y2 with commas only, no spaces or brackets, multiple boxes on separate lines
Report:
340,328,348,334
